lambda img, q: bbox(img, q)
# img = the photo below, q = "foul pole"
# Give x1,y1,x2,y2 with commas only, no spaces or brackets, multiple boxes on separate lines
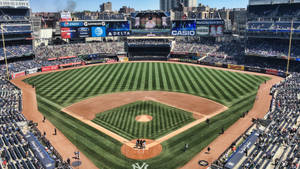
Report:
286,19,294,76
1,24,9,80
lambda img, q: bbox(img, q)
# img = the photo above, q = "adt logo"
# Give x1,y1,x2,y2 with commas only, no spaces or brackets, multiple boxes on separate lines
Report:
92,27,106,37
132,162,149,169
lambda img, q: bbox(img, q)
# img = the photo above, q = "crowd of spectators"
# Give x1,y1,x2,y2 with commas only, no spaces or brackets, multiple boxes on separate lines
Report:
0,45,33,60
35,42,125,59
214,73,300,169
0,75,71,168
2,25,31,33
127,39,171,47
246,40,300,58
172,41,217,54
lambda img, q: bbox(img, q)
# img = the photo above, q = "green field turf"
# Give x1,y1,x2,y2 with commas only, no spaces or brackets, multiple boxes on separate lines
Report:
24,62,270,169
92,101,195,140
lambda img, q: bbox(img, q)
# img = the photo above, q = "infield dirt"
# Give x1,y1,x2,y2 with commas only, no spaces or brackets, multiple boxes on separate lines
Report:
11,61,283,169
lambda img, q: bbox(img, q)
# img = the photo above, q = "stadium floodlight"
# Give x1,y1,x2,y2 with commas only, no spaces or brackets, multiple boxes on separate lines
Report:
0,24,10,80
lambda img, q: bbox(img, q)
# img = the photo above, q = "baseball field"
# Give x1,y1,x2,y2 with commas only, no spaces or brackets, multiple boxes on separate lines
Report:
22,62,270,169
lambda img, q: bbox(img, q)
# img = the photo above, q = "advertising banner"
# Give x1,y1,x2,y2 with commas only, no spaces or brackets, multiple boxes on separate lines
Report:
47,58,57,61
277,71,286,77
12,71,25,79
106,21,131,36
91,26,106,37
225,130,259,169
60,21,84,27
228,64,245,71
296,58,300,61
171,20,196,36
215,62,224,67
59,62,82,68
58,56,77,60
266,69,278,75
25,133,55,169
60,11,72,21
42,65,59,72
245,66,265,73
26,68,38,75
210,25,223,36
196,26,209,36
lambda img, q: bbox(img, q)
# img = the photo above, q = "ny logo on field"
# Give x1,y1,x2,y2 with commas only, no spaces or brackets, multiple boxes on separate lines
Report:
132,162,149,169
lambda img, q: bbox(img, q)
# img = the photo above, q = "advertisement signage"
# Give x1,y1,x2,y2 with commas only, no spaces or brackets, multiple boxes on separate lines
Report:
106,21,131,36
196,26,209,36
210,25,223,36
60,21,129,39
266,69,278,75
60,11,72,21
196,19,225,25
171,20,196,36
91,26,106,37
131,12,171,34
42,65,59,72
26,68,38,75
60,21,84,27
228,64,245,71
12,71,25,79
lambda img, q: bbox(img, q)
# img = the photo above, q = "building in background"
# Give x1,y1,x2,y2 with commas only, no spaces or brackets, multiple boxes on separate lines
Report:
119,6,135,14
161,0,197,12
100,1,112,13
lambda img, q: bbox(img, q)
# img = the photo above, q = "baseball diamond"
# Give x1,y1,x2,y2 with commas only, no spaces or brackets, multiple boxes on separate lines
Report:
20,62,270,169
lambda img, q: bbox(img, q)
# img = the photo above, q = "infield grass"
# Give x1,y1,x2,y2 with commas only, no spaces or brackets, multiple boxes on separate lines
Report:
92,100,195,140
24,62,270,169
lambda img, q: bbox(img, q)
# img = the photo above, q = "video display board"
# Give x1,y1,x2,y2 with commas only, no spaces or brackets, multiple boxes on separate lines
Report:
60,21,130,39
171,20,196,36
106,21,130,36
131,12,171,35
196,19,224,36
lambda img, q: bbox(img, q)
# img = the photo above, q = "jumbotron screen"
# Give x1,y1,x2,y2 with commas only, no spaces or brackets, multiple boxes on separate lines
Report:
131,11,171,35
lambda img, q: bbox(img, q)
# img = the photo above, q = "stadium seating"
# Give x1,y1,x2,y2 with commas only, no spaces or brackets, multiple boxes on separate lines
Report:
0,75,70,168
214,73,300,169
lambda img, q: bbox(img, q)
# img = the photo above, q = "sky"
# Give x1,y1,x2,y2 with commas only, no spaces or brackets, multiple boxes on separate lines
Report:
30,0,249,12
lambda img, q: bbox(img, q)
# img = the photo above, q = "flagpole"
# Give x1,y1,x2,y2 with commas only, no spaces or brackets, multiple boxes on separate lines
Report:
1,24,10,80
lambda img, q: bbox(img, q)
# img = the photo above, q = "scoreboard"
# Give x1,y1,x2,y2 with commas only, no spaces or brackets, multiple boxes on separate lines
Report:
60,20,130,39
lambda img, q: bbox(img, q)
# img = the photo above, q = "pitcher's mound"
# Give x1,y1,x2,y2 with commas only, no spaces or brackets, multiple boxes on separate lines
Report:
121,139,162,160
135,115,153,122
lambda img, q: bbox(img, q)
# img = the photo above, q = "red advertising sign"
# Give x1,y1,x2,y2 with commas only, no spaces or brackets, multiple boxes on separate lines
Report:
266,69,278,75
42,65,59,72
61,27,71,39
58,56,77,60
48,58,57,61
59,62,82,68
11,71,25,79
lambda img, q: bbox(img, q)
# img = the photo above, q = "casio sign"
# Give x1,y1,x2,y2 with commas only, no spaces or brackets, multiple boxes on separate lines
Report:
171,30,195,36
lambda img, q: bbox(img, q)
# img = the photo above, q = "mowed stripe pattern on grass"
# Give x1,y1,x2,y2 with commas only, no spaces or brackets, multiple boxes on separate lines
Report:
23,62,270,169
24,62,269,107
92,101,195,140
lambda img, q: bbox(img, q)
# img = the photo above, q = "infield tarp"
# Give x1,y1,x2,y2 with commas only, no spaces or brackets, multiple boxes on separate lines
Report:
25,132,55,169
225,130,259,169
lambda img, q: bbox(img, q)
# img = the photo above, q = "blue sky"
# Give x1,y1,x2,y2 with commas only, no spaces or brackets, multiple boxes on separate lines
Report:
30,0,248,12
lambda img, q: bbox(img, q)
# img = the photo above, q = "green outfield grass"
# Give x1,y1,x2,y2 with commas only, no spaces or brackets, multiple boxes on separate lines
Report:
92,101,195,140
24,62,270,169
